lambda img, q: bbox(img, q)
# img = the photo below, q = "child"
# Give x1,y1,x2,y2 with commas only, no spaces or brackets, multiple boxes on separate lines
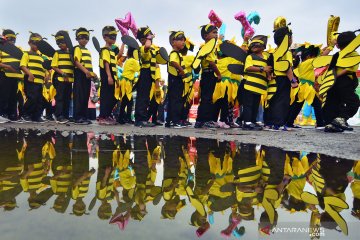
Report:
286,44,325,129
194,24,222,128
134,27,156,127
118,46,139,124
98,26,118,125
73,27,96,125
166,31,187,128
51,30,74,124
242,35,272,130
0,29,23,122
20,33,48,122
322,31,360,132
147,65,163,125
266,26,296,131
180,38,195,126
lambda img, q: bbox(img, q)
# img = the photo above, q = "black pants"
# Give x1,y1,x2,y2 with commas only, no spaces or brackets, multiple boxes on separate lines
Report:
148,97,159,123
135,68,152,122
73,69,91,120
167,74,184,123
0,74,19,119
23,79,43,120
287,94,324,127
266,76,291,126
196,71,217,123
42,97,54,117
119,95,133,122
99,69,116,118
322,74,360,124
242,88,261,123
213,88,229,122
54,79,72,119
182,97,191,121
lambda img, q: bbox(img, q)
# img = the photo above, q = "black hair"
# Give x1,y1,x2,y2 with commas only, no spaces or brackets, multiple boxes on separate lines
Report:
136,27,152,40
2,29,15,36
337,31,356,49
102,25,116,36
274,27,292,46
29,32,42,42
201,25,217,40
127,47,135,58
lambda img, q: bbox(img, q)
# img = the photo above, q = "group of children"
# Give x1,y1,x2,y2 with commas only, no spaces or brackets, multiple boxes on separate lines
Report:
1,130,359,237
0,15,359,132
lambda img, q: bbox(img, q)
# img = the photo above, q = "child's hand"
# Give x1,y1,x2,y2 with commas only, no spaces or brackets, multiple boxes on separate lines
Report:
28,73,35,82
6,65,17,73
64,76,69,82
85,70,93,79
291,82,298,88
108,76,114,86
264,66,272,73
216,74,222,82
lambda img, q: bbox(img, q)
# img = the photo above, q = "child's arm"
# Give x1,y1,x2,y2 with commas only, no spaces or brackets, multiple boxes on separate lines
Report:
209,61,222,81
20,66,34,82
74,47,93,78
337,69,350,78
104,61,114,85
117,43,125,59
170,61,185,77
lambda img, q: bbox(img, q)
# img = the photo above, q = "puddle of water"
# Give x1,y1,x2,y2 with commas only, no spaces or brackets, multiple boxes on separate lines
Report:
0,129,359,240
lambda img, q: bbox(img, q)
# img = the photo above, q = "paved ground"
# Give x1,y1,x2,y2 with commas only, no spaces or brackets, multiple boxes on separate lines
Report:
1,122,359,160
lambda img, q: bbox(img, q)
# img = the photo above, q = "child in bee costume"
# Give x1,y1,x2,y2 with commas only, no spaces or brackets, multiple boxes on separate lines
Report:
315,30,360,132
266,24,296,131
286,44,325,129
241,35,271,130
51,30,74,124
0,29,24,122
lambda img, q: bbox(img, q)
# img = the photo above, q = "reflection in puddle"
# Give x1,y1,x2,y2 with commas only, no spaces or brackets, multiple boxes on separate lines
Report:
0,129,359,239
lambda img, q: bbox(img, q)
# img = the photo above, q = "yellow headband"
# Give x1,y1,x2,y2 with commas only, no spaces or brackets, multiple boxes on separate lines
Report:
77,31,90,36
5,34,16,38
55,35,64,40
174,31,185,38
205,24,213,32
30,37,42,41
251,39,264,45
144,28,151,36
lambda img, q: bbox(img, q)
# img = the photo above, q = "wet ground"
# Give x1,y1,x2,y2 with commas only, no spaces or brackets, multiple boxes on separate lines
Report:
0,129,359,240
1,122,359,160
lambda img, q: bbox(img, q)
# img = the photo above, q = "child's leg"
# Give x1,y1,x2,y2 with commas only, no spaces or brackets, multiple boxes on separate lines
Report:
337,75,360,120
22,81,37,119
312,96,324,127
135,69,152,123
63,82,72,119
171,77,184,123
55,81,65,118
126,98,133,122
7,78,19,120
251,94,261,123
286,95,304,126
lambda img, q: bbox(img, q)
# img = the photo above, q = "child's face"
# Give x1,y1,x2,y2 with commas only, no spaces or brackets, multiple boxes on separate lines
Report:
173,38,185,51
205,29,218,42
29,41,38,51
77,36,89,46
57,41,67,51
103,34,116,45
250,44,264,54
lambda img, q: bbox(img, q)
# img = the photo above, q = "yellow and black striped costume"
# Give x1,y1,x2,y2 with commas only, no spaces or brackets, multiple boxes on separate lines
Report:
73,46,93,72
51,50,74,82
20,51,46,84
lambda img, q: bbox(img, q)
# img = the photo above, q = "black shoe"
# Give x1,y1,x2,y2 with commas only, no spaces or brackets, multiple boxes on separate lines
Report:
165,122,171,128
68,117,75,123
84,119,92,124
46,115,55,121
235,119,243,128
173,122,185,129
20,116,32,123
75,119,88,125
117,119,125,124
324,123,344,133
332,117,353,131
33,117,46,123
57,117,69,124
152,121,163,126
194,121,203,128
242,123,262,131
143,122,155,127
134,121,144,127
286,124,301,129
